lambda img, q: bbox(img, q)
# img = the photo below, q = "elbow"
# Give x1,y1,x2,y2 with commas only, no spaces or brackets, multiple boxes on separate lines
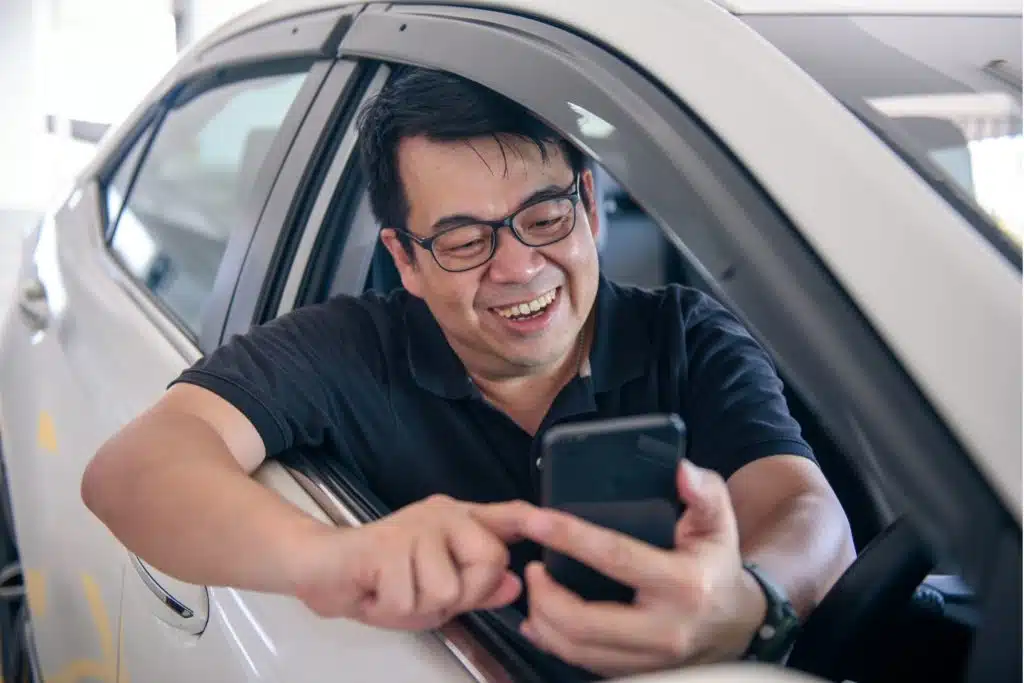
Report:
80,447,110,518
81,441,128,525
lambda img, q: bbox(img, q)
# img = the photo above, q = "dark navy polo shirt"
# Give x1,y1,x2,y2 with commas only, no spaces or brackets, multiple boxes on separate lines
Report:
173,275,814,579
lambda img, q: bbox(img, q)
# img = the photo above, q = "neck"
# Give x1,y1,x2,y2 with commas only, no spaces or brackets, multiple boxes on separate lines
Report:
468,320,593,435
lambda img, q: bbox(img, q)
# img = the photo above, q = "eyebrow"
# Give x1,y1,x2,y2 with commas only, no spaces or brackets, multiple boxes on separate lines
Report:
429,179,573,234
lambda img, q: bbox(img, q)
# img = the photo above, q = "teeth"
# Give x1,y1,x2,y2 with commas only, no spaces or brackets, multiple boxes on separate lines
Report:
496,289,557,319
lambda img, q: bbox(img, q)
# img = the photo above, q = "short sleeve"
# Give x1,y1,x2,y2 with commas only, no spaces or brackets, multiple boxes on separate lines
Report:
678,289,816,480
169,295,388,464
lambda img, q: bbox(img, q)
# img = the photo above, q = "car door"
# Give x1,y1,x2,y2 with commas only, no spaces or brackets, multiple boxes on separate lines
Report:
0,61,312,683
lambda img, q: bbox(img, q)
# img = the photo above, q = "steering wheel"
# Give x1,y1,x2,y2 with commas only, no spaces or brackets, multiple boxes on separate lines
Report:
787,516,935,681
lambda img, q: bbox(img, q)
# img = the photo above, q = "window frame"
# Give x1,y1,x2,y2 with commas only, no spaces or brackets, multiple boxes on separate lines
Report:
220,57,376,337
226,3,1017,679
96,55,331,352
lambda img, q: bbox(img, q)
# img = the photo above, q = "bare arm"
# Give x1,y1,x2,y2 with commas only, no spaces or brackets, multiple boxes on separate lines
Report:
81,383,329,593
728,454,856,618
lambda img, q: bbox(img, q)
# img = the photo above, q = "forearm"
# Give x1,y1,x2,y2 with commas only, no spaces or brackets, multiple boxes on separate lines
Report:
739,491,855,619
82,409,331,594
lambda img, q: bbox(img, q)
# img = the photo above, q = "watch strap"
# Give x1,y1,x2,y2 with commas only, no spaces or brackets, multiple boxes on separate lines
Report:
741,562,801,663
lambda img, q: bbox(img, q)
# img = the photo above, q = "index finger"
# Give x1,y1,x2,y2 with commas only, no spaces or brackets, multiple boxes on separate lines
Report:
468,500,537,543
520,508,682,590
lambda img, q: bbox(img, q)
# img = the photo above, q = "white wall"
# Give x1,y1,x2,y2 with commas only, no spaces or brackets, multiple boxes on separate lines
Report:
188,0,264,44
0,0,45,212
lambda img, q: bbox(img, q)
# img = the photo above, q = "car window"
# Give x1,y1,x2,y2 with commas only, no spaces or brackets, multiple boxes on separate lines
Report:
106,67,311,336
744,14,1023,252
105,125,155,239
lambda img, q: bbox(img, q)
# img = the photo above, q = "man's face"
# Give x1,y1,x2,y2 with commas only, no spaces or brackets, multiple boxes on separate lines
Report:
381,135,601,378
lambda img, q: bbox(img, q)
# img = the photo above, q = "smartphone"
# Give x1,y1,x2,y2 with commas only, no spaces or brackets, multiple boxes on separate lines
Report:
539,414,686,603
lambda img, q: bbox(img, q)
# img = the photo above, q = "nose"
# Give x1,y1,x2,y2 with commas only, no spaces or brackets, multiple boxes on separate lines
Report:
486,229,545,284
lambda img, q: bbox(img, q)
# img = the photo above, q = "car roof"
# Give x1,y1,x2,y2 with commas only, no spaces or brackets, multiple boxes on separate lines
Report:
193,0,1022,56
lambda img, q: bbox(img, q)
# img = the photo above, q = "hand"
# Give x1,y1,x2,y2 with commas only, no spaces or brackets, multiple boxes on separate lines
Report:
293,494,526,631
475,461,767,678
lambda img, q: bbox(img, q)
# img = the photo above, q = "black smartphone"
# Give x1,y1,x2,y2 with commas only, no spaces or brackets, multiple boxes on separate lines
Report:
539,414,686,603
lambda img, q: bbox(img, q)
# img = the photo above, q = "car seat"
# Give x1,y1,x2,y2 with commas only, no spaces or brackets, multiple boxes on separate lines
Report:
366,238,403,293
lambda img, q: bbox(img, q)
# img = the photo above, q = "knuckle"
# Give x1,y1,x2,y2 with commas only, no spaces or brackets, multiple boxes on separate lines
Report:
605,538,633,569
436,579,462,608
508,500,533,515
423,585,459,612
480,536,510,564
686,567,715,611
551,513,574,541
425,493,453,507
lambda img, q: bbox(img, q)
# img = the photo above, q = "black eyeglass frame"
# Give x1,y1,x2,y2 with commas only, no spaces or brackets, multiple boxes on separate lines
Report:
393,173,582,273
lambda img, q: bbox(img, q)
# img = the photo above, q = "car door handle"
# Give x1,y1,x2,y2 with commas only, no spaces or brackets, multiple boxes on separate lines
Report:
130,554,195,619
16,278,50,330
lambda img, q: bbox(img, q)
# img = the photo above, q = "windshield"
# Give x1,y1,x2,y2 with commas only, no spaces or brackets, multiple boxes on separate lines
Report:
744,13,1023,252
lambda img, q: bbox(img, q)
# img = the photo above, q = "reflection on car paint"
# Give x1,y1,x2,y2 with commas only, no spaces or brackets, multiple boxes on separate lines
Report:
40,574,120,683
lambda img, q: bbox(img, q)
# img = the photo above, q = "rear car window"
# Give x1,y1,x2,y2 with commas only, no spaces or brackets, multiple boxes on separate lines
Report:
106,68,311,336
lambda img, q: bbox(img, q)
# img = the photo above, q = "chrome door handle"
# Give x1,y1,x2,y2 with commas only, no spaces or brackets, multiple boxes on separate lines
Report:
16,279,49,330
130,554,197,621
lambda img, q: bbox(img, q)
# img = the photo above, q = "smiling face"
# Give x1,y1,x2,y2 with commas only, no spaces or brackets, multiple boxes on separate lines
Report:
380,135,601,380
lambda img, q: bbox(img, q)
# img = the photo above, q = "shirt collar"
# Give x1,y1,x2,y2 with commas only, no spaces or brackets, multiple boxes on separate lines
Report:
404,274,651,399
586,274,651,392
404,295,477,400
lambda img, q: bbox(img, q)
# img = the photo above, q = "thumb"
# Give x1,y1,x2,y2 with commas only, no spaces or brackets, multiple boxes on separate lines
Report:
674,460,734,545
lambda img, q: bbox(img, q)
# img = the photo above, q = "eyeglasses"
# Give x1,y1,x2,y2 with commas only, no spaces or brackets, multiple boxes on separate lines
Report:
395,174,581,273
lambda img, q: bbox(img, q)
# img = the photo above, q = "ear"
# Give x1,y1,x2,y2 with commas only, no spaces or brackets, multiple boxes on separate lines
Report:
580,169,601,242
379,228,425,298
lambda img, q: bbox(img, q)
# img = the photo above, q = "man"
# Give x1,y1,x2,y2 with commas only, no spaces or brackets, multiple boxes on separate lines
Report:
82,66,855,677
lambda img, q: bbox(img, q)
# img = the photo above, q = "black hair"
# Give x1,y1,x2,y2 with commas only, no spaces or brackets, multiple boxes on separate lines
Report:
356,66,587,256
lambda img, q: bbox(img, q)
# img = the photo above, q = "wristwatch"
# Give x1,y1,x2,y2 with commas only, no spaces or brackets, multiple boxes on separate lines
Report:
741,563,801,663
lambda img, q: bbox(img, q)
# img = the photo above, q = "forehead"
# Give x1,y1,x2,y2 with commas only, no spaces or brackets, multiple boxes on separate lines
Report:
397,135,573,227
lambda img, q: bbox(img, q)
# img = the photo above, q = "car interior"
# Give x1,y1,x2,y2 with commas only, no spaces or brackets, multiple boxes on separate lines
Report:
292,156,982,682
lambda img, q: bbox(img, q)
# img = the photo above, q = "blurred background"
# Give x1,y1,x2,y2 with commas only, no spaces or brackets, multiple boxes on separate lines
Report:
0,0,264,304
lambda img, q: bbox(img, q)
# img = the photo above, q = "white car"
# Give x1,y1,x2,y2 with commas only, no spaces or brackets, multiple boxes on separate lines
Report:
0,1,1019,682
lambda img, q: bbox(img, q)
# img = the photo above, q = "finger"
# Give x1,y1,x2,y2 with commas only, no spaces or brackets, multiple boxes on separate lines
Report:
469,500,536,543
412,533,461,615
525,562,689,655
446,517,518,611
674,461,734,544
516,508,680,590
372,541,416,620
477,571,523,610
522,612,670,678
